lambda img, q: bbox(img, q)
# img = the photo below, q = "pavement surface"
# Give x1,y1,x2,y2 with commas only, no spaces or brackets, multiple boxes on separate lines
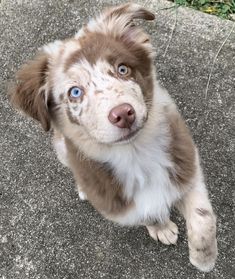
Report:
0,0,234,278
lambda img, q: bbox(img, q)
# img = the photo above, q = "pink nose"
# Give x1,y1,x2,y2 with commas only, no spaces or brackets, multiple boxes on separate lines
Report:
108,103,136,128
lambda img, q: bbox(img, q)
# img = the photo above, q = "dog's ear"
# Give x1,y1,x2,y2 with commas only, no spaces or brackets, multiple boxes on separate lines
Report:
102,3,155,22
10,52,51,131
77,4,155,48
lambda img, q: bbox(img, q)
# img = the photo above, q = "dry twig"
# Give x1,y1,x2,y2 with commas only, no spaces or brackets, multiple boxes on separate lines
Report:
163,6,178,57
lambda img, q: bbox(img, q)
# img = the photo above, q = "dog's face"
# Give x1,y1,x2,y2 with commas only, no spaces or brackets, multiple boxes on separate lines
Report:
11,4,155,144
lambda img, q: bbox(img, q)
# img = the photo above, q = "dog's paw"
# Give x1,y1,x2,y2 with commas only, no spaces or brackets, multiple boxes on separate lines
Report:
189,239,217,272
187,209,217,272
146,220,178,245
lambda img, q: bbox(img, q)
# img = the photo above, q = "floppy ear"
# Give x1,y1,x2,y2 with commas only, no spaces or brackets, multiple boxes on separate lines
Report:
103,3,155,21
77,3,155,47
10,52,51,131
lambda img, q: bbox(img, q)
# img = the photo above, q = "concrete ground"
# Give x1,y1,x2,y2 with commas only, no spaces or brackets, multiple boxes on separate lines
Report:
0,0,234,278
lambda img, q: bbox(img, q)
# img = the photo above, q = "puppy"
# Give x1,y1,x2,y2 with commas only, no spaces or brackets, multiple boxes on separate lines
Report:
10,4,217,272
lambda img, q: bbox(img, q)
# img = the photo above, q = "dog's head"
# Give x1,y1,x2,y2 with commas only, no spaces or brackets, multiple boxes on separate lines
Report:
11,4,155,144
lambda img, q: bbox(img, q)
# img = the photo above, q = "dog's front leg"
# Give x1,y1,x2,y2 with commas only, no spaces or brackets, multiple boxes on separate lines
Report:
177,182,218,272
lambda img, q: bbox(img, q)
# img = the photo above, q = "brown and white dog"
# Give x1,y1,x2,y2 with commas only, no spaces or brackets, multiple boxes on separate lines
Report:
10,3,217,272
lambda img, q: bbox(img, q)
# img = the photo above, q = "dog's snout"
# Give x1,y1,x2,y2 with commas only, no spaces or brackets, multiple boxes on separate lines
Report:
108,103,135,129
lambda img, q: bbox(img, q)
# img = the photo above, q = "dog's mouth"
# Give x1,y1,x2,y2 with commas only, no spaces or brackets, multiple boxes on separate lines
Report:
114,114,148,144
114,127,142,144
87,114,148,145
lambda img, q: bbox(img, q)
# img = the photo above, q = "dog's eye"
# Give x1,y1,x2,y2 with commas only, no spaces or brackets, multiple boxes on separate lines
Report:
68,87,83,99
117,64,130,76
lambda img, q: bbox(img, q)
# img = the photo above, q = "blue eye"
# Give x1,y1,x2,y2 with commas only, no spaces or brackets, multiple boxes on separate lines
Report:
69,87,83,99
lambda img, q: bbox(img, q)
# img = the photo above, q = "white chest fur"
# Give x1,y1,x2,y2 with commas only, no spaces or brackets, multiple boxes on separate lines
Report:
107,131,181,226
54,128,181,226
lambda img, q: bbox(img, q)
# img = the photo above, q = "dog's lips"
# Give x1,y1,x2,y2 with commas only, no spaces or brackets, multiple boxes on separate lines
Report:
115,127,141,143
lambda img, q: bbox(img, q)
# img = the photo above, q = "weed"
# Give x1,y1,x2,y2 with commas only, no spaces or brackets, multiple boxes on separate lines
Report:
169,0,235,20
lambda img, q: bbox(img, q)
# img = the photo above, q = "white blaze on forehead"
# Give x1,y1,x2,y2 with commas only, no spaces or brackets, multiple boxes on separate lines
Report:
89,60,115,91
95,59,113,74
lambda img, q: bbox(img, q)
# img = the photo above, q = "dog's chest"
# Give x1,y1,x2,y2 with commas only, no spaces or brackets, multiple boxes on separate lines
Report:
109,143,181,225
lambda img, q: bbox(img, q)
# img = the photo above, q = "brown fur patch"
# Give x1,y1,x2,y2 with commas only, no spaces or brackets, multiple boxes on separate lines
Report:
59,94,64,101
167,112,196,188
66,108,80,125
104,4,155,23
10,53,51,131
47,93,61,118
64,136,133,216
107,69,116,78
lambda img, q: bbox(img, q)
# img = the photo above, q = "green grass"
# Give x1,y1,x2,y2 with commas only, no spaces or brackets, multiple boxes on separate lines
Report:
170,0,235,20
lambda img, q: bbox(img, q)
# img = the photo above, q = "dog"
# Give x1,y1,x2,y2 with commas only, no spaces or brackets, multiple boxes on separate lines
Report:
10,3,217,272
